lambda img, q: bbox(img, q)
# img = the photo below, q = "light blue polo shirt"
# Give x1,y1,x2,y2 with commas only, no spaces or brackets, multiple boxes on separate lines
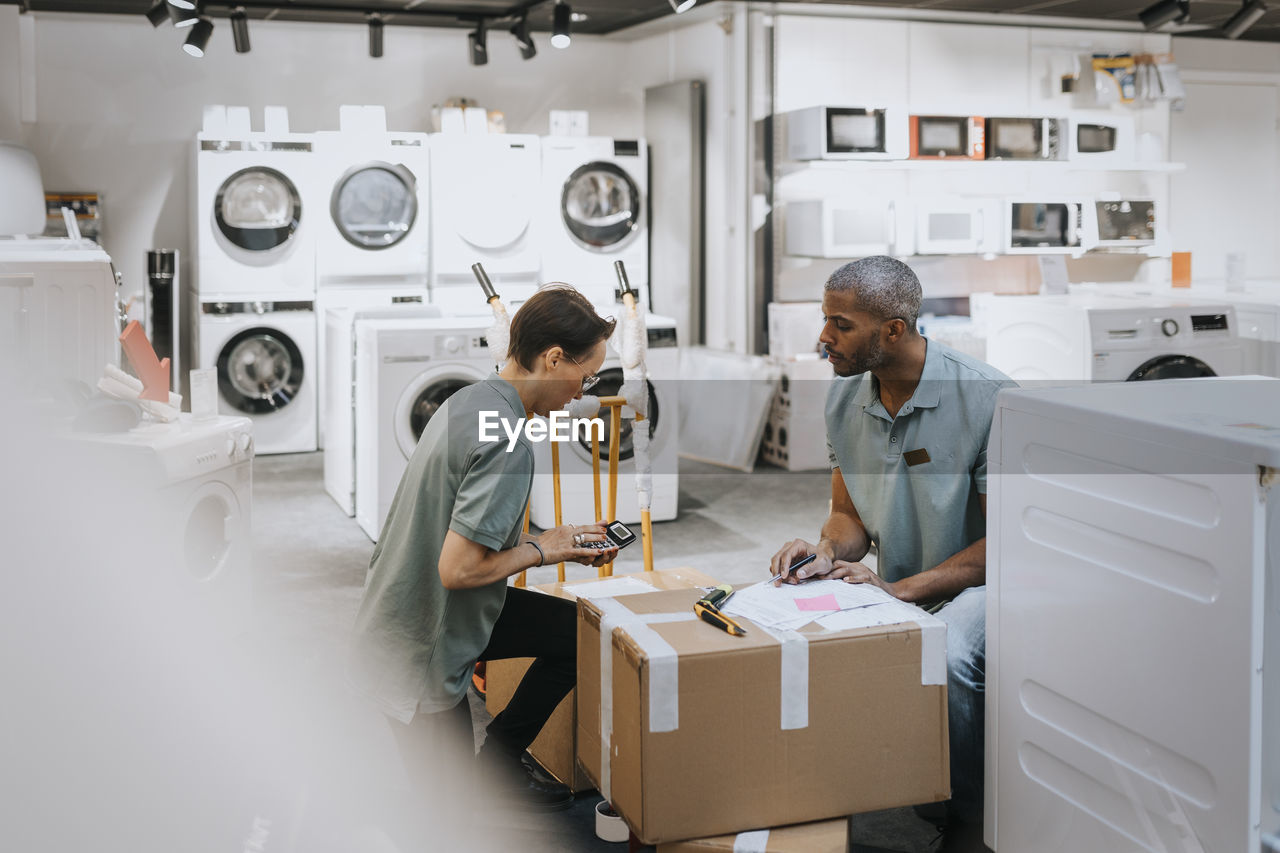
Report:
825,339,1015,584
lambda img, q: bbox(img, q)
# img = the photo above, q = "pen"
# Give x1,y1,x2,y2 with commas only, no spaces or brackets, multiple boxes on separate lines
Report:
769,552,817,584
694,601,748,637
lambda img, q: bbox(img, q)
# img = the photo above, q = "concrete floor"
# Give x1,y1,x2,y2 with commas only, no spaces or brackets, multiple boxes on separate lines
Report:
251,451,946,852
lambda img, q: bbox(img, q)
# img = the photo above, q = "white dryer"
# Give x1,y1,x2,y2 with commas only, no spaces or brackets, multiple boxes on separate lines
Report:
353,316,494,541
197,299,317,455
193,132,317,299
64,414,254,632
978,292,1244,382
0,238,120,395
538,136,648,309
429,133,542,316
322,303,441,517
528,315,679,528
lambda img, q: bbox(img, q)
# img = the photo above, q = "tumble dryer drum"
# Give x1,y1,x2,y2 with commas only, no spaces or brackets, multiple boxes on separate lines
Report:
576,369,658,462
394,373,478,458
331,162,418,249
215,166,302,252
183,480,240,583
1127,355,1217,381
562,162,641,250
217,326,305,414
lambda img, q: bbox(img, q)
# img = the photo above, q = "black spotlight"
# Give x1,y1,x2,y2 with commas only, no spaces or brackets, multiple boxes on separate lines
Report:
551,1,571,49
1223,0,1268,38
230,7,250,53
182,17,213,57
469,19,488,66
168,1,199,27
167,0,196,9
510,15,535,60
1139,0,1190,30
368,14,384,58
145,1,169,27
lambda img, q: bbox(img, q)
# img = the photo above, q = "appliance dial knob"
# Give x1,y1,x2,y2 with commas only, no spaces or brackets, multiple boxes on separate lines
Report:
1161,318,1179,337
238,433,251,451
226,438,236,457
444,336,462,353
251,301,266,315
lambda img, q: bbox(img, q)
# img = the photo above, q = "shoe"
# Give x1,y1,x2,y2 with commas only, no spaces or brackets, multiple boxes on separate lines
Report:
913,801,949,828
479,750,574,813
935,819,987,853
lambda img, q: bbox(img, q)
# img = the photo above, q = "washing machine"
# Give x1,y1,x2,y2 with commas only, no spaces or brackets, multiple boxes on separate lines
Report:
193,130,318,299
528,315,679,528
198,299,317,455
429,133,542,316
63,414,254,632
538,136,648,310
978,292,1244,383
0,238,120,395
322,303,441,517
352,316,494,541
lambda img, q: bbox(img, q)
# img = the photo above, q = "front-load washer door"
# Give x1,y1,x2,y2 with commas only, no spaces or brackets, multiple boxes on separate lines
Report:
215,166,302,253
393,369,483,459
1126,354,1217,381
454,151,534,252
570,368,658,464
331,162,418,250
217,326,305,414
562,162,641,251
181,479,241,585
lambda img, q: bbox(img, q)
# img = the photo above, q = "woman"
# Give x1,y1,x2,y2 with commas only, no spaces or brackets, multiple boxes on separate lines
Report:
350,285,618,813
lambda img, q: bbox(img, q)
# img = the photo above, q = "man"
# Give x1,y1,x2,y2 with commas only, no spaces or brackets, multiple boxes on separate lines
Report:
770,256,1014,853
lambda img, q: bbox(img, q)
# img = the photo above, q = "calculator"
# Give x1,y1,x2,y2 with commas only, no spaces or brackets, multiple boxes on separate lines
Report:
585,521,637,550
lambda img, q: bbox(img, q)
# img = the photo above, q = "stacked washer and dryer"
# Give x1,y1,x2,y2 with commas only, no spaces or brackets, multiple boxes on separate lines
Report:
192,108,320,455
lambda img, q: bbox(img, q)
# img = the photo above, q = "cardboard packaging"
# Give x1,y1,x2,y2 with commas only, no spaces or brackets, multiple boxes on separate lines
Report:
577,587,948,845
485,568,719,792
657,818,850,853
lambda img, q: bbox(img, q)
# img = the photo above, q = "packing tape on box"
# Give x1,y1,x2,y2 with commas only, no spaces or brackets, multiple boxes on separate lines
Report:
917,615,946,687
596,597,696,801
757,625,809,730
733,829,770,852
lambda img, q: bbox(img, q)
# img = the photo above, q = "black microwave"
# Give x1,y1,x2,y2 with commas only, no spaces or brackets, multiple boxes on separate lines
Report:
986,117,1067,161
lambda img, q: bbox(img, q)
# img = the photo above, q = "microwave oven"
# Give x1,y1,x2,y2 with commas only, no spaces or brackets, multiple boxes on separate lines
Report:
913,198,1000,255
1088,199,1157,247
785,199,897,258
1068,111,1136,164
909,115,985,160
985,117,1067,161
784,106,908,161
1005,200,1088,254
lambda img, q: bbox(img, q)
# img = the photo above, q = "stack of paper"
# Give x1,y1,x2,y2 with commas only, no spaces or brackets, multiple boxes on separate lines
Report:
720,579,931,632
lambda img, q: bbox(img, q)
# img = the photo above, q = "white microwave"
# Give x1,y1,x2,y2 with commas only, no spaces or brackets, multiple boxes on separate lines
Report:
785,199,897,258
913,198,1000,255
1068,111,1136,164
784,106,908,161
1087,198,1157,248
1004,199,1090,254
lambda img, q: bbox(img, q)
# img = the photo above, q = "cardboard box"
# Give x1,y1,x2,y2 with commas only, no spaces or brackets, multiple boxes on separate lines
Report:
485,568,719,792
657,818,850,853
577,587,948,845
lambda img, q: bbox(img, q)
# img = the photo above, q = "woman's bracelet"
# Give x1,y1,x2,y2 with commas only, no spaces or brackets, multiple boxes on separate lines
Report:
527,540,545,567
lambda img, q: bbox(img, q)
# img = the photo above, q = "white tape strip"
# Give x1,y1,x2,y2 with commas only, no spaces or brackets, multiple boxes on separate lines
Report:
594,598,694,800
624,621,681,733
733,829,770,853
916,614,947,686
758,625,809,730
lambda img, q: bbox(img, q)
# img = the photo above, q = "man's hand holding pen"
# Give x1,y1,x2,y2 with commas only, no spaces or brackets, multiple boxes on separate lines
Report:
768,539,835,586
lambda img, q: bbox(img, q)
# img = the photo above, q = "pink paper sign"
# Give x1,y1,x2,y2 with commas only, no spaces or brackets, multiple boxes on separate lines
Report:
795,594,840,612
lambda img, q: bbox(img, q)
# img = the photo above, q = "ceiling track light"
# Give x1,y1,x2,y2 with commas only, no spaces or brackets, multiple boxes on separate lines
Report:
1139,0,1190,31
145,1,169,27
167,0,196,10
469,19,488,66
1223,0,1268,39
552,1,571,49
368,13,383,58
510,15,535,60
230,7,250,53
182,16,213,56
168,1,199,27
668,0,697,12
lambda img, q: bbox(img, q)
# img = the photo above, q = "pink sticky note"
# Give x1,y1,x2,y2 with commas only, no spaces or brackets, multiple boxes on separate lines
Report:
796,593,840,612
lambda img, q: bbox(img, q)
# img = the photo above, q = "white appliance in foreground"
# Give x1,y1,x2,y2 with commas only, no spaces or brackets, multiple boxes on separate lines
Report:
198,300,316,455
760,355,833,472
322,303,441,516
987,378,1280,853
353,316,493,541
528,316,680,528
0,238,120,395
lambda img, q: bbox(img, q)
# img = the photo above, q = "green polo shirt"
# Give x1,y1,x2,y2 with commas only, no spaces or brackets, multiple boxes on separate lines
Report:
349,374,533,723
825,339,1015,584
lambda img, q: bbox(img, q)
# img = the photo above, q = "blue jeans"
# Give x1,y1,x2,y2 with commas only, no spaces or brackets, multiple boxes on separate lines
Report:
936,585,986,824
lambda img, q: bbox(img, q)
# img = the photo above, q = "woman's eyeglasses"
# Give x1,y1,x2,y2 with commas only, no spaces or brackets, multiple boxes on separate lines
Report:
565,353,600,392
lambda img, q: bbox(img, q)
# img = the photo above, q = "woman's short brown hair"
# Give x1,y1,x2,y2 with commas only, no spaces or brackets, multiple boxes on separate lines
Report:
507,284,617,371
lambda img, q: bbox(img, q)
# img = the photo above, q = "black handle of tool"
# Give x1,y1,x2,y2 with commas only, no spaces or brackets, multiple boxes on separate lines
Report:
614,260,636,298
472,263,499,302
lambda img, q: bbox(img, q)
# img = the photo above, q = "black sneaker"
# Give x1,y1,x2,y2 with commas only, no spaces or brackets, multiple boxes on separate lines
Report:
935,819,988,853
480,751,574,813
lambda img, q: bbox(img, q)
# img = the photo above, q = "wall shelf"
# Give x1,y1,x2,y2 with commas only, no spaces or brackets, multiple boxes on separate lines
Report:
777,159,1185,176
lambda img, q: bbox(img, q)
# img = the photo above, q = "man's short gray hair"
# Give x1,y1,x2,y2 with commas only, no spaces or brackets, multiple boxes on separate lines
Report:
825,256,922,327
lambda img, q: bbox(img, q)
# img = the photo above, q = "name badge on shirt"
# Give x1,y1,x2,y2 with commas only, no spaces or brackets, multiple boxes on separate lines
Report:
904,448,931,467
